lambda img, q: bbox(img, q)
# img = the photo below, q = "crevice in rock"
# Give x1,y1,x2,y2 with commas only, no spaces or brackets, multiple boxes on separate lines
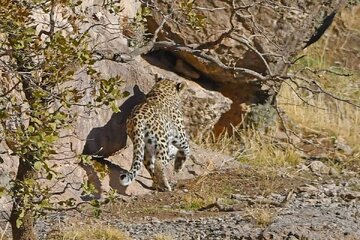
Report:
143,50,202,80
214,82,272,134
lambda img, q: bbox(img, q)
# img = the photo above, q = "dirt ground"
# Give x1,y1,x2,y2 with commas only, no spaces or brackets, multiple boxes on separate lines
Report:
109,168,312,222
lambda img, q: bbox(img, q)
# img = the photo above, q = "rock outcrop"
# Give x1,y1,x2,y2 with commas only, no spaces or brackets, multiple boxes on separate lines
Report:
0,0,233,214
0,0,349,210
145,0,347,131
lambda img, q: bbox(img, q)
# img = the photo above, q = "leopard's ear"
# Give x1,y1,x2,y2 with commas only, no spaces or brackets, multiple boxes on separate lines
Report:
155,74,165,82
176,82,187,92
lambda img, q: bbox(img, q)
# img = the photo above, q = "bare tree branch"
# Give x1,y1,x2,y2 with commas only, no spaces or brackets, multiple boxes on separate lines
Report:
231,33,273,76
38,0,55,38
311,80,360,108
93,13,172,62
282,80,325,109
0,79,21,98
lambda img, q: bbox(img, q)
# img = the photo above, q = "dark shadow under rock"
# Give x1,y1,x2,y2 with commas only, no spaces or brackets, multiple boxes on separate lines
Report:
82,85,145,157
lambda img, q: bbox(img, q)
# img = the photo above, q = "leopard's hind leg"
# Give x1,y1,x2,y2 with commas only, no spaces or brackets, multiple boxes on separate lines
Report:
153,144,172,192
172,133,190,173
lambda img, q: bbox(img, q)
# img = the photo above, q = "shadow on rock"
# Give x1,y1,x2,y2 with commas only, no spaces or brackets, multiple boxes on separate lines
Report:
79,158,130,199
83,85,145,157
80,85,146,199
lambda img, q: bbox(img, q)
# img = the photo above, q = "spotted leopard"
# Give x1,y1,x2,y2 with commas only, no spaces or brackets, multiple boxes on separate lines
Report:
120,78,190,191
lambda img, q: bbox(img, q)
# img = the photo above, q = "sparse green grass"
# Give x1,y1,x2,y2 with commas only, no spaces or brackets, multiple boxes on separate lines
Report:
180,195,204,211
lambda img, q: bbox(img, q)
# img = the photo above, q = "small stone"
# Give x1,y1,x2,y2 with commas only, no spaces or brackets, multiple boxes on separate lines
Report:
298,184,318,193
340,191,360,201
298,163,310,171
151,217,160,223
329,167,339,176
335,136,353,155
309,161,331,175
341,169,357,177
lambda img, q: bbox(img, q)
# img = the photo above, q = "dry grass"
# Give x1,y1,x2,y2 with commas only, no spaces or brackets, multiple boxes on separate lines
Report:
235,128,302,169
278,6,360,154
277,19,360,172
177,165,307,211
278,82,360,150
197,126,302,171
279,64,360,153
179,173,236,210
194,126,304,202
245,206,276,227
0,222,9,240
152,234,175,240
48,225,131,240
47,222,176,240
198,6,360,172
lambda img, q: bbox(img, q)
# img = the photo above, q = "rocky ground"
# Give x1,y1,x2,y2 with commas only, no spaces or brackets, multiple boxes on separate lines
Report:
29,163,359,240
1,140,359,240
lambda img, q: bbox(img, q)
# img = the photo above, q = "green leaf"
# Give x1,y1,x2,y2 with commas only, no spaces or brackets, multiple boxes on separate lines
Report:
40,199,50,208
16,209,25,228
122,91,130,98
53,112,67,121
0,109,8,119
16,218,23,228
110,101,120,113
31,117,42,126
27,125,35,133
14,41,25,50
49,122,57,131
90,199,100,207
34,161,42,170
60,198,76,206
0,186,6,197
44,134,58,143
66,70,75,76
90,199,102,217
80,155,92,165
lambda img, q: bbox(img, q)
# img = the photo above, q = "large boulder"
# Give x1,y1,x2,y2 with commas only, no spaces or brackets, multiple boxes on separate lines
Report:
0,0,349,211
145,0,347,131
0,0,233,213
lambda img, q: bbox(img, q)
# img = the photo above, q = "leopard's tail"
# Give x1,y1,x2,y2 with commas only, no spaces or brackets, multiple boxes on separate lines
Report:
120,123,145,186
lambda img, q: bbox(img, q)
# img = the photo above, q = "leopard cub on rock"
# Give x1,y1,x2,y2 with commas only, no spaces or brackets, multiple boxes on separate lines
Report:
120,78,190,191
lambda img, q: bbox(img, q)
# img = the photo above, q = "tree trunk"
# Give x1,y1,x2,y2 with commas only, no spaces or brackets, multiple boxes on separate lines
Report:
9,158,36,240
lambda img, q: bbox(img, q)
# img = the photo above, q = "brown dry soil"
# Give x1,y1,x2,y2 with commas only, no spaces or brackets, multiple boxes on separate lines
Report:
111,168,312,222
34,164,360,239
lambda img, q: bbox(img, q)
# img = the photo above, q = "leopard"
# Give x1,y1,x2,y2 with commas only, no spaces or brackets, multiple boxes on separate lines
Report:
120,77,190,191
